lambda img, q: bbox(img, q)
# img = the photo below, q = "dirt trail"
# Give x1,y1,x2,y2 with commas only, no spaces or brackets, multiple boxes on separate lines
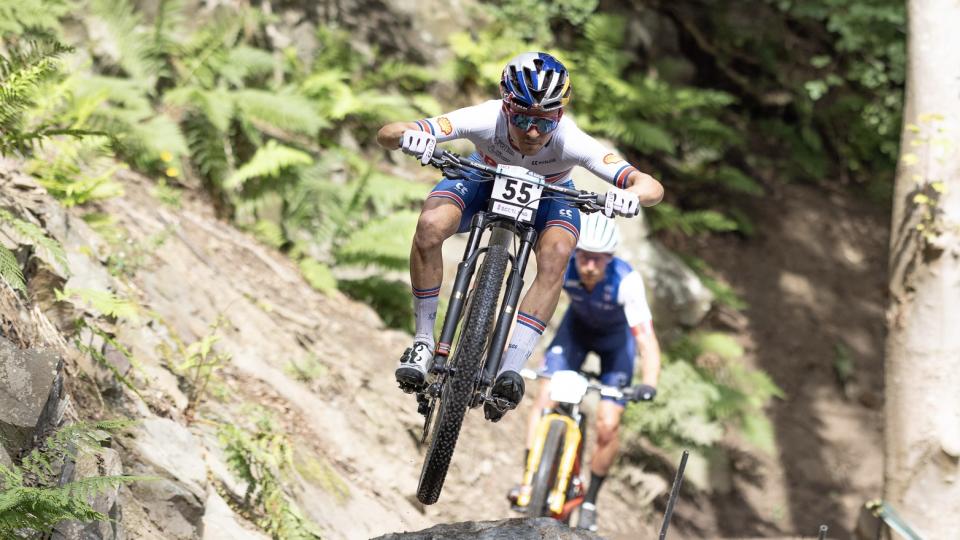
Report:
686,183,888,537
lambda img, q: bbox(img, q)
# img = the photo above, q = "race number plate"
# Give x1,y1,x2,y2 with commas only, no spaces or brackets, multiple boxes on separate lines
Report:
490,165,544,223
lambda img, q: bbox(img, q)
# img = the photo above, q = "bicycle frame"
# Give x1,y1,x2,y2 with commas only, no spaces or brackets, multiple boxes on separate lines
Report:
417,207,538,427
520,408,588,520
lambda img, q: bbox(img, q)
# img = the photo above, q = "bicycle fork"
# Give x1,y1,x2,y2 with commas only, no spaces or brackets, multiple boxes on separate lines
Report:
430,213,537,389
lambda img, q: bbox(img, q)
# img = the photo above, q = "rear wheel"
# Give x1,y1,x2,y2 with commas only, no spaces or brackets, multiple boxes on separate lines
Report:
527,419,567,517
416,242,510,505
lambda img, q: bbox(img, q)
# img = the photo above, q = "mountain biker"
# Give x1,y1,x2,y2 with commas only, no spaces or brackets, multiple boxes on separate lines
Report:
514,213,662,532
375,52,664,422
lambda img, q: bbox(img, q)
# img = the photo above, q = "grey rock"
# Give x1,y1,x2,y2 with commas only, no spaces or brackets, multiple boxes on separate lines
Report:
372,517,605,540
131,477,204,540
130,417,208,499
52,447,126,540
0,337,65,457
201,488,269,540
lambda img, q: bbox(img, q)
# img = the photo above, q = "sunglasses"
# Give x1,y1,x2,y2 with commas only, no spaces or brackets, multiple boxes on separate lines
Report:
575,250,612,264
509,111,560,134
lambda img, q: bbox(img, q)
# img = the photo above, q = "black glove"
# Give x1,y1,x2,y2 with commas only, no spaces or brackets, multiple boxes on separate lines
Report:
627,384,657,402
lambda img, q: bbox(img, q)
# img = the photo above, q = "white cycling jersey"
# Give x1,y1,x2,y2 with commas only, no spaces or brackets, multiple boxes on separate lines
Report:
415,100,640,188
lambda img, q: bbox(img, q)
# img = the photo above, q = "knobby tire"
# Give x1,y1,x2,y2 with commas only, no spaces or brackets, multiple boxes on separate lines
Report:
527,419,567,517
416,243,510,505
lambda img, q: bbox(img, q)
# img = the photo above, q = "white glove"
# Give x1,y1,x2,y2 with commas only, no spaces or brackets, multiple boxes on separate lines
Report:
604,187,640,218
400,130,437,165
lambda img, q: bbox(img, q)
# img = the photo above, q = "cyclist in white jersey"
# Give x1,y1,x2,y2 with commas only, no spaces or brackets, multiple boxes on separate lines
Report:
376,52,664,421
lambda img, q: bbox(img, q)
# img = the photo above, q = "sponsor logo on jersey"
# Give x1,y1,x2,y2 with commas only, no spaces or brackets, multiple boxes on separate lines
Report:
531,158,557,165
438,116,453,135
603,153,624,164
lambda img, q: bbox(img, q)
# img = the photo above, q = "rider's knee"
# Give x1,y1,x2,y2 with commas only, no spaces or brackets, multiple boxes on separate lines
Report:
595,416,620,445
536,236,575,277
414,209,455,251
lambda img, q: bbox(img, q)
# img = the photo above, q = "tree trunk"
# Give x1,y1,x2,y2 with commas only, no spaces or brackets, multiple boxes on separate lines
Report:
883,0,960,537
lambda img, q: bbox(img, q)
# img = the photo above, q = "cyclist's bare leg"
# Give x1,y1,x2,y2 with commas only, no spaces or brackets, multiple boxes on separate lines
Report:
518,227,577,326
411,198,461,291
590,400,625,475
396,198,461,390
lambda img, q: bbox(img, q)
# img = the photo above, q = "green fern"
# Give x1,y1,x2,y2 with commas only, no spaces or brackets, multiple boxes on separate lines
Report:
0,39,82,155
0,0,71,37
0,245,26,292
298,258,336,295
224,140,312,190
28,137,124,207
55,287,140,323
335,210,420,270
88,0,161,85
233,89,328,135
218,417,322,539
648,203,739,236
0,420,142,536
0,209,69,273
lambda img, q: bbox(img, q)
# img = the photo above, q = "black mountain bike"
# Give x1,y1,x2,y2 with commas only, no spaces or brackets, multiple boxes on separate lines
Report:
405,148,630,505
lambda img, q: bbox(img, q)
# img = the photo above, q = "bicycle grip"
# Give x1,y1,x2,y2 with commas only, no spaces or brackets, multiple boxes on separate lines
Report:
595,192,607,208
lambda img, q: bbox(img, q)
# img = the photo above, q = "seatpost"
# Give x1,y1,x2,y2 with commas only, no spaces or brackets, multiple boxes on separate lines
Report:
481,225,538,386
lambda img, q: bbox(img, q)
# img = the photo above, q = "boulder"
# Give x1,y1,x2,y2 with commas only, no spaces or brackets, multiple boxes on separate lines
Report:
0,337,65,458
201,488,270,540
51,447,126,540
372,517,604,540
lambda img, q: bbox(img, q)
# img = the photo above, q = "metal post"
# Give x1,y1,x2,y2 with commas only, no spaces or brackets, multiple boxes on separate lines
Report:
818,524,828,540
659,450,689,540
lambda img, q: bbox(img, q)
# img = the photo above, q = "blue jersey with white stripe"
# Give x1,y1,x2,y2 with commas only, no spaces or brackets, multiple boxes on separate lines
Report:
562,256,652,335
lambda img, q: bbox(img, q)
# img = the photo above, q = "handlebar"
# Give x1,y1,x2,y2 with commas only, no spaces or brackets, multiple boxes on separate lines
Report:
518,368,651,403
426,148,607,214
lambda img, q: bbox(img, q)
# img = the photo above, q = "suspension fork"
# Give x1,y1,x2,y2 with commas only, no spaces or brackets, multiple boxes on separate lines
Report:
431,212,491,371
480,225,538,387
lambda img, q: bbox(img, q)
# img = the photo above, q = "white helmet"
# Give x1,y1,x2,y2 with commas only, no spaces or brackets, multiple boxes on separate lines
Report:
577,213,620,254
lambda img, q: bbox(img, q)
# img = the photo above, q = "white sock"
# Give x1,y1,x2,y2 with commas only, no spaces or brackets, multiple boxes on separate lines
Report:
412,285,440,345
498,311,546,375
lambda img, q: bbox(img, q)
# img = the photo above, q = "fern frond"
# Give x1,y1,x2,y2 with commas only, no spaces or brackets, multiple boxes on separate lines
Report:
0,0,71,37
0,209,68,272
0,245,25,292
224,140,312,190
233,89,328,135
0,39,73,155
335,210,419,270
88,0,160,85
221,45,276,86
298,258,336,294
55,287,140,322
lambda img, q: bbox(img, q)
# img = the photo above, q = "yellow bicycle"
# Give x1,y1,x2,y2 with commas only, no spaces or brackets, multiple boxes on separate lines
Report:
514,368,647,521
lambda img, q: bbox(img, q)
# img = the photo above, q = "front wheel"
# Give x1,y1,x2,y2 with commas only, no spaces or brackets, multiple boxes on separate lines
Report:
527,419,567,517
416,242,510,505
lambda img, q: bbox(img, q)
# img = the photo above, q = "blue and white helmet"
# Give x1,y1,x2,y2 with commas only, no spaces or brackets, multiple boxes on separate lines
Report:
500,52,572,112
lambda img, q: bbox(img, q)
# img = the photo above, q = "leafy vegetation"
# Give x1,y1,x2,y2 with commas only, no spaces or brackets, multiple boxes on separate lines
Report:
0,420,140,536
624,331,784,453
218,413,322,540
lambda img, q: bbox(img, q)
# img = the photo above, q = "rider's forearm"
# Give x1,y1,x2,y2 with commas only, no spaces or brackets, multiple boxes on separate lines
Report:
625,170,664,207
636,332,661,387
377,121,420,150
